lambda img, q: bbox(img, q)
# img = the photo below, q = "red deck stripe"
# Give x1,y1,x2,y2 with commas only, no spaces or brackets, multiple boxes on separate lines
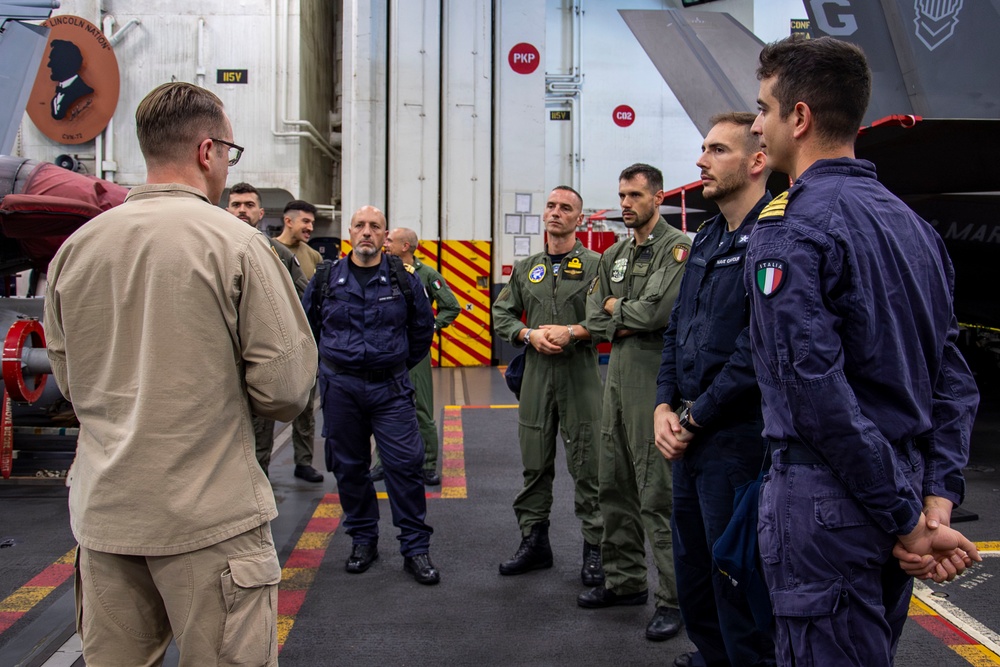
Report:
0,611,23,634
24,563,74,588
911,614,977,645
277,589,308,617
284,549,326,569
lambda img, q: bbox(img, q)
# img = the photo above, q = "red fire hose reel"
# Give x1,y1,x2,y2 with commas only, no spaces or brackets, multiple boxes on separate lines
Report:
3,319,47,403
1,319,47,479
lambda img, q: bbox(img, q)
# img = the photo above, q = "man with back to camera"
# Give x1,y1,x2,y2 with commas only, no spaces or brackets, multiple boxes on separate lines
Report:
275,199,326,483
653,112,775,667
491,186,605,587
747,35,980,666
374,226,461,486
582,163,689,642
227,183,324,482
303,205,440,584
44,82,317,665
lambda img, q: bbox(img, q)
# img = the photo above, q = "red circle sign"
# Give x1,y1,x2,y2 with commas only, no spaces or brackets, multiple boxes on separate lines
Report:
613,105,636,127
508,43,540,75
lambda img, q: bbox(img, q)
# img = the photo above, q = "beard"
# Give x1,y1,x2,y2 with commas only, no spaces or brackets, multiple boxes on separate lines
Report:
703,170,749,202
354,243,379,260
623,209,654,229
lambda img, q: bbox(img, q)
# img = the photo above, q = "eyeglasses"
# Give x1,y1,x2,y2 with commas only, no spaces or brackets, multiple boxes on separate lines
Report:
206,137,244,166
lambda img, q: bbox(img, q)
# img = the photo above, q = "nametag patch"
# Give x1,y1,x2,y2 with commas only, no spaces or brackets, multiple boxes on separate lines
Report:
715,255,742,267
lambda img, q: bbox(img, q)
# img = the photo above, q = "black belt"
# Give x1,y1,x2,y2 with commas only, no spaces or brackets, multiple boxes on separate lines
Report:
322,359,406,382
767,439,822,465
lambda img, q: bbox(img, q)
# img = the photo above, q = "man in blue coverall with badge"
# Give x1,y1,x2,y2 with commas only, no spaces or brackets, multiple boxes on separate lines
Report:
654,111,775,667
746,35,980,666
303,205,440,585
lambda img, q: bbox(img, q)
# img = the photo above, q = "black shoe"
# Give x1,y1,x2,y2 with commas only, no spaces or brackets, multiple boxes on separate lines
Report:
403,553,440,585
577,586,648,608
646,606,683,641
369,465,385,482
580,541,605,587
499,522,553,575
673,652,705,667
422,468,441,486
293,465,324,483
345,542,379,574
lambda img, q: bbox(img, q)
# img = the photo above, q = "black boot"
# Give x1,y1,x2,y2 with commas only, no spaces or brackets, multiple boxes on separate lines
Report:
580,541,605,587
499,521,553,575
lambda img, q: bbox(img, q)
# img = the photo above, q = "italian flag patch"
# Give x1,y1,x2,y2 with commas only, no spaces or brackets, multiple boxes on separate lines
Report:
755,259,787,297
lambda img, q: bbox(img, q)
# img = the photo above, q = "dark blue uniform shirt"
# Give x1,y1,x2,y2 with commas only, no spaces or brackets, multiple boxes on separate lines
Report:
744,158,979,535
656,193,771,428
302,253,435,371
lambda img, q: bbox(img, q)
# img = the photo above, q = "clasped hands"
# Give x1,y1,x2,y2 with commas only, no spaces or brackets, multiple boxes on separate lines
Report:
651,408,980,583
894,496,981,583
526,325,572,355
653,403,695,461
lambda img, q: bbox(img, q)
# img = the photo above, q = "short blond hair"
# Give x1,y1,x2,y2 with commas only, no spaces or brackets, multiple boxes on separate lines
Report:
136,82,227,165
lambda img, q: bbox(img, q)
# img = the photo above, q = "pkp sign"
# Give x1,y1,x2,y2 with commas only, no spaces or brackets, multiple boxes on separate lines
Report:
613,105,636,128
508,43,540,75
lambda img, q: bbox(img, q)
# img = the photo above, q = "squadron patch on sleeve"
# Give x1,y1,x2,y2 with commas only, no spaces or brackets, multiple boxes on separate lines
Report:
528,264,546,283
758,191,788,221
755,259,787,297
672,244,690,263
610,257,628,283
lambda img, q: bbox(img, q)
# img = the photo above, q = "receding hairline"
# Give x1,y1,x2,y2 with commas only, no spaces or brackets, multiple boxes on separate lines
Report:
350,205,386,226
550,185,583,210
391,226,419,247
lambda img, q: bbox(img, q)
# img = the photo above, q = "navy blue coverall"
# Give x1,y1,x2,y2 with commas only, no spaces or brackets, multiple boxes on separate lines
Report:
656,194,774,667
303,253,436,556
744,158,979,666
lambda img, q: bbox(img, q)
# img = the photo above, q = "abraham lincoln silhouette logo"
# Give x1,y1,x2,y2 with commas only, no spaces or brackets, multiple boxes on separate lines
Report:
48,39,94,120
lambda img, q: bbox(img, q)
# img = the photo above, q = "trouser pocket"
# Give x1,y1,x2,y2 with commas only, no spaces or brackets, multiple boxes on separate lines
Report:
219,547,281,666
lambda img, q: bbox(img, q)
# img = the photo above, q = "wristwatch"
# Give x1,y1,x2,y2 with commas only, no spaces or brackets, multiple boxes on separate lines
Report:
676,405,702,432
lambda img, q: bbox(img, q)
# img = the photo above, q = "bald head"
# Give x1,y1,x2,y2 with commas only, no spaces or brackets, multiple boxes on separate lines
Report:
349,205,387,266
385,226,418,262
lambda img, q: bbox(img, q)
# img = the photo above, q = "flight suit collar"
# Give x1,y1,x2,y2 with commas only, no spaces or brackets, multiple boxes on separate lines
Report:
124,183,211,204
631,219,670,249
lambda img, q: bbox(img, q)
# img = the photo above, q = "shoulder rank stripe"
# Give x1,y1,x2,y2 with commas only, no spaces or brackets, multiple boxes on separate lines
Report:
758,191,789,221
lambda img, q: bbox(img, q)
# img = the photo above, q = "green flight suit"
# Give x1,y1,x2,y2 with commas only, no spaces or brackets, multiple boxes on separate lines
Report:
373,257,460,472
586,219,689,609
492,240,603,544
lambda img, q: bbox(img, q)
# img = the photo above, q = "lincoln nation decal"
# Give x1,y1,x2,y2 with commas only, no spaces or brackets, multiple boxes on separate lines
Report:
756,259,787,297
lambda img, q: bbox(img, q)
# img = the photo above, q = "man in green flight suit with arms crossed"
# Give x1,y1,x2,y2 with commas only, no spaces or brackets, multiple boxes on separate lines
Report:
582,163,689,643
372,227,461,486
492,185,604,587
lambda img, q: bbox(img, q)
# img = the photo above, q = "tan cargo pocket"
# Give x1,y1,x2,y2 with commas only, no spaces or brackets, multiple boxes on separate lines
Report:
219,548,281,666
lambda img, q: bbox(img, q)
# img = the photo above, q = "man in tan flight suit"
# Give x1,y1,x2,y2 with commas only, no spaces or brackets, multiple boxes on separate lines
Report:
45,82,316,666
